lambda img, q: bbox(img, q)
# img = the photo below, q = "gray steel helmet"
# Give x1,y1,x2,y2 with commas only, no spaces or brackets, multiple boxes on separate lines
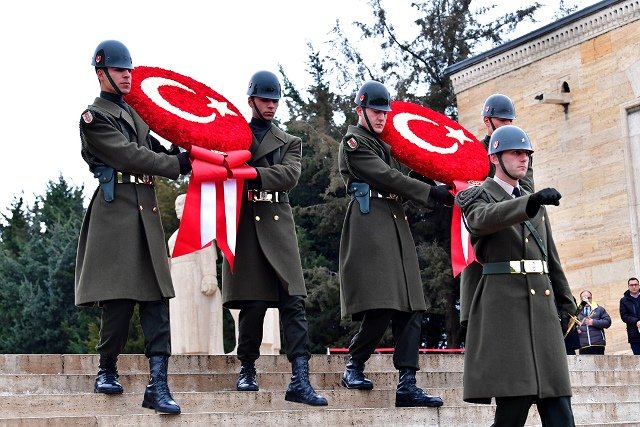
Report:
246,71,281,100
482,93,516,119
355,80,391,112
488,125,533,155
91,40,133,69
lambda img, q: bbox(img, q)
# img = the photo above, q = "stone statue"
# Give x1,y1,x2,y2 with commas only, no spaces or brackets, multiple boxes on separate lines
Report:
167,194,224,354
228,308,282,355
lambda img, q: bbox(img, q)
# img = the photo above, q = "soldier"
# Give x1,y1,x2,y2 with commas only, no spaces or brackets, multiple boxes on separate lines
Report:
221,70,327,407
75,40,191,414
338,80,452,408
455,125,576,426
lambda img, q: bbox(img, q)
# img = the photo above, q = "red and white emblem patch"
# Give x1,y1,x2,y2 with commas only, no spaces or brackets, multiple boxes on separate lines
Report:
492,140,499,150
346,137,358,149
82,111,93,124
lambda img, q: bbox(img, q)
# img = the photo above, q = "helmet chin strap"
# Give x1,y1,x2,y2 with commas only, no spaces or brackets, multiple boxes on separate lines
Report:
103,68,123,95
497,153,519,181
250,97,270,121
488,117,497,132
362,106,377,134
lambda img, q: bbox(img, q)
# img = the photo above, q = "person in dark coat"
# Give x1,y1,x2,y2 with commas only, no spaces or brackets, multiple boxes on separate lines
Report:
75,40,191,415
338,80,453,408
221,70,327,406
620,277,640,354
455,125,577,426
576,290,611,354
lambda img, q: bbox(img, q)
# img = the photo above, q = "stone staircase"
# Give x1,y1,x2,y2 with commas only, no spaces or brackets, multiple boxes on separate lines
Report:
0,354,638,426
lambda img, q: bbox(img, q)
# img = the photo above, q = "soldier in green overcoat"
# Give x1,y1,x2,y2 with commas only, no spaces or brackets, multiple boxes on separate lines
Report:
338,80,453,408
75,40,191,415
455,125,577,426
221,71,326,407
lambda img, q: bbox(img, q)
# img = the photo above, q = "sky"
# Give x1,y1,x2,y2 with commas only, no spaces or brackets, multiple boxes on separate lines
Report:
0,0,599,215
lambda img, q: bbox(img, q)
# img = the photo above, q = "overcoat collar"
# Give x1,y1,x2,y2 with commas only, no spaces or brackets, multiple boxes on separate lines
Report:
251,123,287,164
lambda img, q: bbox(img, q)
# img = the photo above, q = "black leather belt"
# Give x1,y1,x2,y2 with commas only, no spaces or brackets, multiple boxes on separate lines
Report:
369,189,399,200
116,172,153,185
483,260,548,275
247,190,289,203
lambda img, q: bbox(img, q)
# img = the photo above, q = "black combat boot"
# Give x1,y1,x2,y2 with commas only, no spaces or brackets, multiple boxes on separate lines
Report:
341,358,373,390
236,360,259,391
94,356,123,394
395,368,443,407
284,356,328,406
141,355,181,414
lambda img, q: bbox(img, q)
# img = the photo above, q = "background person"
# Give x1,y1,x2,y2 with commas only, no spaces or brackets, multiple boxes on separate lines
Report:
575,290,611,355
620,277,640,355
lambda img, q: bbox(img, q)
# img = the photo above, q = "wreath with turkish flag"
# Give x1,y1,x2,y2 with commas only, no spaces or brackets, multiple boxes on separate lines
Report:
125,66,252,152
380,100,488,185
125,66,256,271
379,100,489,277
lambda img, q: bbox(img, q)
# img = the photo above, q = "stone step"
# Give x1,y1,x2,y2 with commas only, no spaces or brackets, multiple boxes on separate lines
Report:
1,401,639,427
1,353,637,374
1,384,638,418
1,369,639,395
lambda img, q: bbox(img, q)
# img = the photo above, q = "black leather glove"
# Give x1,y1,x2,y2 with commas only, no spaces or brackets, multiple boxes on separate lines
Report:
526,187,561,216
431,184,454,206
177,151,192,175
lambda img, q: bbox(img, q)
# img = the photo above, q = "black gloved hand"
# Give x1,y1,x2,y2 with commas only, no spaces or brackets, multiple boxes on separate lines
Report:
177,151,192,175
431,184,454,206
526,187,561,216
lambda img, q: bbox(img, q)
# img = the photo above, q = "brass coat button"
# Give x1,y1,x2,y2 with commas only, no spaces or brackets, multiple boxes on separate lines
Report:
404,216,408,220
530,289,536,295
152,206,158,213
139,205,143,211
393,214,397,219
525,238,529,243
544,289,551,296
274,215,280,221
255,216,261,221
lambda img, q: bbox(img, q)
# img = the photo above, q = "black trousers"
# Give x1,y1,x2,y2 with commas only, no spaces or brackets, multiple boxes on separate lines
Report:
96,299,171,359
579,346,605,355
237,285,310,363
349,309,422,370
493,396,575,427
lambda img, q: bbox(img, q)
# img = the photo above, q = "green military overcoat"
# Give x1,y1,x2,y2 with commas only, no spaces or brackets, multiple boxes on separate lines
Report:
222,124,306,308
455,177,576,403
75,97,181,306
338,125,436,319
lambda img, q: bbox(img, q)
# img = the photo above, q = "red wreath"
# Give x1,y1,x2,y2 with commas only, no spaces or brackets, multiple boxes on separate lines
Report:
380,100,488,185
125,66,252,151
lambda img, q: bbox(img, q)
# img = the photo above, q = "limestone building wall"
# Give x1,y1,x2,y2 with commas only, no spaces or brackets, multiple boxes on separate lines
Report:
449,0,640,353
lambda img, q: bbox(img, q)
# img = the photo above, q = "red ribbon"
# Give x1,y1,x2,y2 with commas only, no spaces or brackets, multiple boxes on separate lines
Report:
171,146,257,272
450,180,477,277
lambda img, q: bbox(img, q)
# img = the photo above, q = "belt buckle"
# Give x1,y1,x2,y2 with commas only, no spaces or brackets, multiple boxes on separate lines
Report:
250,190,273,202
523,260,543,274
509,260,523,274
388,193,399,201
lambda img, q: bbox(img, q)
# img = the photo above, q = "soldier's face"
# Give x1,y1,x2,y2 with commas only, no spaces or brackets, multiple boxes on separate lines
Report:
357,106,388,134
249,97,279,120
485,117,513,135
98,68,132,94
490,149,530,181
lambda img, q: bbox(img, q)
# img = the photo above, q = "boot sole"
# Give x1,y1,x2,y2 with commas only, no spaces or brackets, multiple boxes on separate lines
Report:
395,399,444,408
94,388,123,394
341,378,373,390
284,392,328,406
142,401,181,414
